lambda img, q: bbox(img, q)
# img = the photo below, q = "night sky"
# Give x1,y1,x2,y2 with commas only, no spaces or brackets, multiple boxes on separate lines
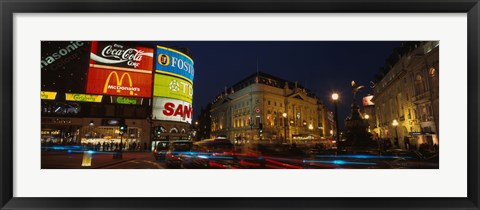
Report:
41,41,403,129
151,41,403,128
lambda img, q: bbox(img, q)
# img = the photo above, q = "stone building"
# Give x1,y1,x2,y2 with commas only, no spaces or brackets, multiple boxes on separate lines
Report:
210,72,331,144
371,41,439,150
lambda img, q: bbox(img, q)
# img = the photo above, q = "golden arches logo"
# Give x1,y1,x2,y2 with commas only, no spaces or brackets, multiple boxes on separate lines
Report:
158,54,170,66
103,71,134,95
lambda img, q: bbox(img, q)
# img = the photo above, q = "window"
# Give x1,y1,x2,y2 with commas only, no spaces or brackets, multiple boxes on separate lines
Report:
170,127,178,133
415,74,426,95
429,67,436,78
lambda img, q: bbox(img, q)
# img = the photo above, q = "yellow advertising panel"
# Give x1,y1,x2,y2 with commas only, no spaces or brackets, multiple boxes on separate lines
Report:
65,93,103,103
154,74,193,103
40,91,57,100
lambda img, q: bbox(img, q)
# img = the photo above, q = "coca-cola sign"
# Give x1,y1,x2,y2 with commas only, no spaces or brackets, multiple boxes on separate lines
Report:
89,41,154,70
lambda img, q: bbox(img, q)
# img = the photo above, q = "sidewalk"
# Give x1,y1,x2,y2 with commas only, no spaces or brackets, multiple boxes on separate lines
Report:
41,151,151,169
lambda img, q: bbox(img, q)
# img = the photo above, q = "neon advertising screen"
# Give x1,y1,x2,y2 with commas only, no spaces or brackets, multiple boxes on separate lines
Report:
86,41,154,98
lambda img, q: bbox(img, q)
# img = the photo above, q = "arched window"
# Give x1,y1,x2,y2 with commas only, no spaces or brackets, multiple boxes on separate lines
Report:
170,127,178,133
273,111,277,126
414,74,425,95
429,67,436,78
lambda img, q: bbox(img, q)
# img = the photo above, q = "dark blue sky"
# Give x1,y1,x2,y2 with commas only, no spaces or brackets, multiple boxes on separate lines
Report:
153,41,402,128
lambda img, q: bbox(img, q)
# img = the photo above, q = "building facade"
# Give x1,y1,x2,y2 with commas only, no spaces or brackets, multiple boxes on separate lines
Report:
210,72,330,144
371,41,439,150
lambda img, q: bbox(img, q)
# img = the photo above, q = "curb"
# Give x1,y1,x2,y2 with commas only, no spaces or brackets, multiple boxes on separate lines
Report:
92,158,136,169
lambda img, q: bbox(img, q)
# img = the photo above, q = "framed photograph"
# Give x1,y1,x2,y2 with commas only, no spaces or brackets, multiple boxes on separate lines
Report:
1,0,479,209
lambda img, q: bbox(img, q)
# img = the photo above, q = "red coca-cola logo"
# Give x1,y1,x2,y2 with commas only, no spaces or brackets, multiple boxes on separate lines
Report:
90,42,154,69
102,44,143,60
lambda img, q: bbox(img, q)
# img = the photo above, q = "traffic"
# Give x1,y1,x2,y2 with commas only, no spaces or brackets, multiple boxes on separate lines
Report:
152,138,439,169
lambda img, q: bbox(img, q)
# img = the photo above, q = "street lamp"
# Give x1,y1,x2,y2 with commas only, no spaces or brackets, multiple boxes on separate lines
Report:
331,93,340,145
147,115,157,151
308,124,313,139
392,119,399,148
282,113,287,144
365,114,371,132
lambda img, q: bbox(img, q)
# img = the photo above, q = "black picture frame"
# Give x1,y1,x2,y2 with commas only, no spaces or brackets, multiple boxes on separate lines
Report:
1,0,479,209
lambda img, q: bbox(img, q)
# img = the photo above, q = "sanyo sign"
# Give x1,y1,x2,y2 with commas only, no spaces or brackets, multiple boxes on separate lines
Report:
152,98,193,123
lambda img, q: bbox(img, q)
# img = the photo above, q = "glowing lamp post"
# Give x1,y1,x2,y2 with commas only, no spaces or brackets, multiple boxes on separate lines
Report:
365,114,371,132
331,93,340,144
308,124,314,139
283,113,287,144
392,119,399,148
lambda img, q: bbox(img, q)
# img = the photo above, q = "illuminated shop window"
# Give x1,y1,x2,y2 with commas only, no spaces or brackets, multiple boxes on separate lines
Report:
429,67,436,78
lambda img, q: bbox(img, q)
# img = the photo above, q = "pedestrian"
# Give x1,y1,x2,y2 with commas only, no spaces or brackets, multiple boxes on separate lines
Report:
143,142,147,151
102,142,106,151
404,137,410,150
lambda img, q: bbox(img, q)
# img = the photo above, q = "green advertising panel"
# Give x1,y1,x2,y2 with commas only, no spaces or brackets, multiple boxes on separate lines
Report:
110,96,143,105
154,73,193,103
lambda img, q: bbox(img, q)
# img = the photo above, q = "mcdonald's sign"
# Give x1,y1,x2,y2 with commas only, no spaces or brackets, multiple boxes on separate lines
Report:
86,67,152,98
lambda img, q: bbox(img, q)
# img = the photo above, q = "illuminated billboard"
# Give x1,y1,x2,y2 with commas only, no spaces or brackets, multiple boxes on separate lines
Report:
65,93,103,103
152,98,193,123
86,68,152,98
153,74,193,103
155,46,194,82
86,41,154,98
362,95,375,106
110,96,144,105
90,41,154,70
41,91,57,100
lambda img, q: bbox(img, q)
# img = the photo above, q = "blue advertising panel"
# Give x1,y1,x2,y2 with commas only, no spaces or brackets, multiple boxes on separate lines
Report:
155,46,194,82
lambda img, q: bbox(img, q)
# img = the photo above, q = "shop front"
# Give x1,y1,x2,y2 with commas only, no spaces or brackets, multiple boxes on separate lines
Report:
409,131,438,150
41,117,82,145
79,118,148,151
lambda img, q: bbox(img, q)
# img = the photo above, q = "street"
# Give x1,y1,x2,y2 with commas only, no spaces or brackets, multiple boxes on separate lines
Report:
41,143,439,169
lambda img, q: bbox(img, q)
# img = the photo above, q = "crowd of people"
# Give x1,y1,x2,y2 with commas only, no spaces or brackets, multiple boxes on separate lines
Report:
41,141,150,152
